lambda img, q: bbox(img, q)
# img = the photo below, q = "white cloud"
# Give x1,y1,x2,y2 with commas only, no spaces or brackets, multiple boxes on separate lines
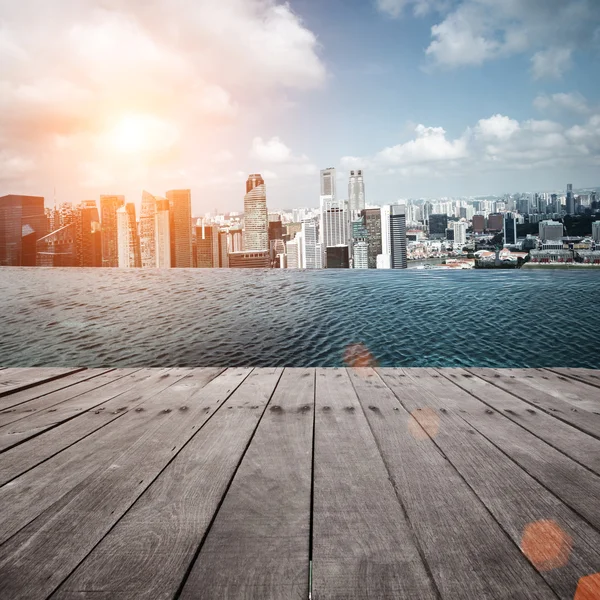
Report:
475,114,520,140
251,137,294,163
531,47,573,79
534,92,590,114
379,0,600,78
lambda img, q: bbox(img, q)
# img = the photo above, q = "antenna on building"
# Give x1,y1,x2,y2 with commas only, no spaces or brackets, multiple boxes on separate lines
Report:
53,187,57,211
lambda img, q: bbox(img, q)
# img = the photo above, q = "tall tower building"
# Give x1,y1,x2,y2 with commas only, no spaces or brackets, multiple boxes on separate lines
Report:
100,195,125,267
301,220,322,269
503,212,517,246
390,204,407,269
566,183,575,215
155,198,171,268
379,204,392,269
196,221,220,268
363,208,382,269
320,167,336,198
139,191,157,268
77,201,102,267
243,174,268,251
348,169,365,216
117,203,141,268
0,194,46,266
320,197,350,248
167,189,193,268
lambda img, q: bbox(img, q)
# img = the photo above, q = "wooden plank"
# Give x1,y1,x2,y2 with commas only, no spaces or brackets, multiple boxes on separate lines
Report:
497,368,600,413
0,368,222,546
0,367,86,399
0,368,252,600
378,368,600,600
439,368,600,476
54,368,284,600
178,368,312,600
546,368,600,393
348,368,557,600
311,368,438,600
0,370,140,450
0,369,117,427
467,367,600,439
0,369,116,412
407,368,600,532
0,368,162,484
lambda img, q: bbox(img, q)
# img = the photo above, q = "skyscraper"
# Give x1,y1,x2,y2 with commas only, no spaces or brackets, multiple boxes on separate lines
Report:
196,222,220,268
320,197,350,248
363,208,382,269
167,189,193,268
503,212,517,246
353,241,368,269
348,169,365,216
301,220,322,269
592,221,600,242
77,201,102,267
100,195,125,267
117,203,141,268
243,174,268,251
428,214,448,239
566,183,575,215
139,191,157,268
390,204,407,269
320,167,336,198
378,204,392,269
155,199,171,268
0,194,46,266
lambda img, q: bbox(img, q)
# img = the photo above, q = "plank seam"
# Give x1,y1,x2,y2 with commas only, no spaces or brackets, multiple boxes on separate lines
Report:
435,369,600,479
430,371,600,548
350,368,444,600
377,369,563,600
463,368,600,442
543,368,600,392
45,367,250,600
308,368,316,600
172,368,285,600
0,368,88,399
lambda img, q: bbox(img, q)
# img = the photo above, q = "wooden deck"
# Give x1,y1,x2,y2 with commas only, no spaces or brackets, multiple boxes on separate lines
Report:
0,367,599,599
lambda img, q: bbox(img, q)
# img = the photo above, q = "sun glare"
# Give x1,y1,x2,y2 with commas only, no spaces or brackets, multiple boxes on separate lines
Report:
110,115,150,153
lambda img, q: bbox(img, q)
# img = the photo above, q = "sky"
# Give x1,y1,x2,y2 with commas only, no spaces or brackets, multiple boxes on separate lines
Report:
1,0,599,214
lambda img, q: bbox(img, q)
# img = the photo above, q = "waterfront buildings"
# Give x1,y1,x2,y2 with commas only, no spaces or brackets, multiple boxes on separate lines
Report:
320,197,350,264
36,224,76,267
301,220,322,269
0,194,46,266
451,221,467,247
167,189,193,268
539,220,564,241
362,208,382,269
379,204,392,268
566,184,574,215
592,221,600,243
286,238,301,268
326,245,349,268
353,241,369,269
116,203,142,268
243,174,268,252
77,201,102,267
228,250,270,268
196,222,220,268
139,191,157,268
100,195,124,267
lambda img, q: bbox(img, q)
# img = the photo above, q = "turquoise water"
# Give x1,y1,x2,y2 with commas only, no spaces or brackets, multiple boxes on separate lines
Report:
1,268,599,368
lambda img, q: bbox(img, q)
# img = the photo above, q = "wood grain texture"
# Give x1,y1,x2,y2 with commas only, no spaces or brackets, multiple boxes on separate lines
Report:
54,368,282,600
0,370,137,450
379,368,600,600
546,368,600,391
466,367,600,439
179,368,312,600
0,369,116,415
312,368,438,600
348,368,556,600
439,367,600,476
0,367,86,400
0,368,251,600
0,368,167,487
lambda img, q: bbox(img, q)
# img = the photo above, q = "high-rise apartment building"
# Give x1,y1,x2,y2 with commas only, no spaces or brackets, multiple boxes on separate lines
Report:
77,201,102,267
378,204,392,268
301,220,321,269
139,191,157,268
503,212,517,246
451,221,467,246
0,194,46,266
117,203,141,268
348,169,365,216
472,215,485,233
196,222,220,268
428,214,448,239
243,174,268,251
390,204,407,269
363,208,382,269
286,238,301,268
155,199,171,268
167,189,193,268
320,197,350,249
320,167,336,198
487,213,504,231
591,221,600,242
353,241,368,268
100,195,125,267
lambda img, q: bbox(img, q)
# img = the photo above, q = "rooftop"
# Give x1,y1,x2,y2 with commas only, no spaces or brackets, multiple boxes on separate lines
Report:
1,366,599,599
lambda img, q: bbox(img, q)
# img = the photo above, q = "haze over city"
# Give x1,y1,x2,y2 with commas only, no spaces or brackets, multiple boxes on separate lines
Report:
1,0,599,214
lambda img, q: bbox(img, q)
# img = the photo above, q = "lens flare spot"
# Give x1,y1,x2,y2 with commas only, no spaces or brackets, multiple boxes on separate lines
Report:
407,407,440,440
575,573,600,600
343,343,377,368
520,520,572,571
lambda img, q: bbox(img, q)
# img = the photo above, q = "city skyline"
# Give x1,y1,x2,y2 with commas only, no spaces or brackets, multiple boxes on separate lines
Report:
1,1,599,214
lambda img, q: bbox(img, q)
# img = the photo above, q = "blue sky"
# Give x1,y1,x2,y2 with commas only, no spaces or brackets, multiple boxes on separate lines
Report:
1,0,599,212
